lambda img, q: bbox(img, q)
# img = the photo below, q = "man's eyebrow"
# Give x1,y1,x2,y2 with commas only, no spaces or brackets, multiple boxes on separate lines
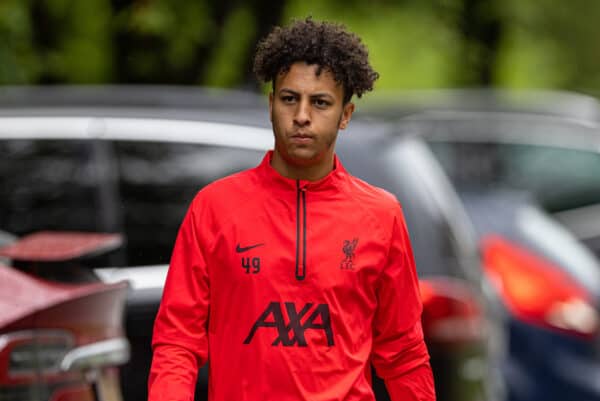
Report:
278,88,335,100
310,93,335,100
278,88,299,96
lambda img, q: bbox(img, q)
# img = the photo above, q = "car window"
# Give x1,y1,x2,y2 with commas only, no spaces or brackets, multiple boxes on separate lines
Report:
503,145,600,212
114,141,264,266
0,138,264,268
0,139,112,236
429,142,600,213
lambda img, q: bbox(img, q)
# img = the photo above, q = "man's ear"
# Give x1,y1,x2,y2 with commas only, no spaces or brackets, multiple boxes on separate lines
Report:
268,92,273,122
339,102,355,130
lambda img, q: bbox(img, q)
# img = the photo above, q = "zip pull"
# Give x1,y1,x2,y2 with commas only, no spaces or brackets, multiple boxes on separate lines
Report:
297,181,308,191
296,180,307,281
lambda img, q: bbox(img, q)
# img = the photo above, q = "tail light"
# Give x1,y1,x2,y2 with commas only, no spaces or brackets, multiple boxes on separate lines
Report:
0,331,99,401
10,339,68,375
482,235,599,338
420,278,485,345
0,330,74,382
0,331,129,379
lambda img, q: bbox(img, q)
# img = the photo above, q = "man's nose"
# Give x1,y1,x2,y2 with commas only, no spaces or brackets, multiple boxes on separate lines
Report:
294,99,311,126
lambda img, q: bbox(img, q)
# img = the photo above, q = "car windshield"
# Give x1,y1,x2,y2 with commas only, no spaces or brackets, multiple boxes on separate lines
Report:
428,140,600,213
420,116,600,258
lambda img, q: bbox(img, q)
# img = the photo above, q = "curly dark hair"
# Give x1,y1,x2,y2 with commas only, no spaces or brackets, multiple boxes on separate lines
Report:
253,18,379,103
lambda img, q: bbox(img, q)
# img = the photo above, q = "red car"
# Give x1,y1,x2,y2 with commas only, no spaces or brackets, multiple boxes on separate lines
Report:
0,231,130,401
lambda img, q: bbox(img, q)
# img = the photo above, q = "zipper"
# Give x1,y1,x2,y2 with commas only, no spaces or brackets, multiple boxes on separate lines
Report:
296,180,307,280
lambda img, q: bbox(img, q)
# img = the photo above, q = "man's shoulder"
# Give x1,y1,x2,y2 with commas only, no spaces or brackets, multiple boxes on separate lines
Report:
191,166,259,207
342,173,404,237
345,173,399,210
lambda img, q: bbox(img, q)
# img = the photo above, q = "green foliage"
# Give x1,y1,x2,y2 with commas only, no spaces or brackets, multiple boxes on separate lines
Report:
115,0,214,81
282,0,461,90
497,0,600,95
0,0,39,83
36,0,113,83
202,6,257,87
495,27,573,89
2,0,600,96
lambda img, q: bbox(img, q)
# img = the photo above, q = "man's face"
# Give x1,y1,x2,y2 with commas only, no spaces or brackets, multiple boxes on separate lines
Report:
269,62,354,174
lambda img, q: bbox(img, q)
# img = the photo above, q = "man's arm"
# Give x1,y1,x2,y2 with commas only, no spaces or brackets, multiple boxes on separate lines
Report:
371,204,436,401
148,203,210,401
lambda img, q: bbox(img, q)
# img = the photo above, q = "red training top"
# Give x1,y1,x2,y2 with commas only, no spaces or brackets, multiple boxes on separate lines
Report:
149,151,435,401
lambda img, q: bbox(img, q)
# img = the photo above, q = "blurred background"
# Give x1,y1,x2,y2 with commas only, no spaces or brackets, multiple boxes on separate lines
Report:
1,0,600,94
2,2,600,401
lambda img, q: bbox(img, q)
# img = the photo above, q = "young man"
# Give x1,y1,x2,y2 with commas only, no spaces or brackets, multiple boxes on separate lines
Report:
148,18,435,401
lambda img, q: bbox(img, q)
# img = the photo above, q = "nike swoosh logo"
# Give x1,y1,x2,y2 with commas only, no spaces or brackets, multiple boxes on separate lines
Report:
236,243,265,253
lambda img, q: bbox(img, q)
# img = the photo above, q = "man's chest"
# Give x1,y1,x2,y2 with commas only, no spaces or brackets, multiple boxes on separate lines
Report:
207,199,388,296
202,196,392,347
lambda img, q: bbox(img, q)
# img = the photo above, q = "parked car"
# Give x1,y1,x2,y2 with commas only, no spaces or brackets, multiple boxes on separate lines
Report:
407,110,600,254
361,91,600,401
0,86,502,401
0,231,130,401
364,89,600,256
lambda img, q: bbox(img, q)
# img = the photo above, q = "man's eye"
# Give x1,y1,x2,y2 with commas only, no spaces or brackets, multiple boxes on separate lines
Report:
281,96,295,103
314,99,330,108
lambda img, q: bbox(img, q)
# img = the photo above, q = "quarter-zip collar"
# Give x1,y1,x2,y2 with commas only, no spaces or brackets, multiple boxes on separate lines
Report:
255,150,349,281
256,150,349,194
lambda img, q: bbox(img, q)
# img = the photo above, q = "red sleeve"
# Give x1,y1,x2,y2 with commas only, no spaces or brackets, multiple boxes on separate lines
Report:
371,205,436,401
148,202,210,401
385,365,436,401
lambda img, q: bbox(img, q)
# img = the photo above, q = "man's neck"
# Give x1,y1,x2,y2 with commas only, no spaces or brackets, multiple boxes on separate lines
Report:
270,152,335,182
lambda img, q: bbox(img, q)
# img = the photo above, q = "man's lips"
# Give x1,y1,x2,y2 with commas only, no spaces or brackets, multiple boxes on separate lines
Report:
290,133,314,143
